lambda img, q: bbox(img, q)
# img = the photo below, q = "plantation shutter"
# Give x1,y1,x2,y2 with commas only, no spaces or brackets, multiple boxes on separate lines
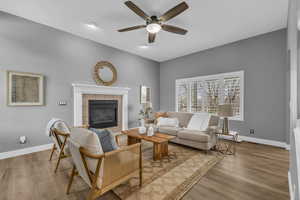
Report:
224,76,241,117
204,79,221,114
191,80,206,112
176,82,189,112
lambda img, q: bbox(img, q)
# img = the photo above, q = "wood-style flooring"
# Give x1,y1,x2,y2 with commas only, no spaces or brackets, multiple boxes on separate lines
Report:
183,142,290,200
0,142,289,200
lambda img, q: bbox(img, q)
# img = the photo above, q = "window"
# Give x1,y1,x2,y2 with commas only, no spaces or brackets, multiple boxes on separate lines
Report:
176,71,244,120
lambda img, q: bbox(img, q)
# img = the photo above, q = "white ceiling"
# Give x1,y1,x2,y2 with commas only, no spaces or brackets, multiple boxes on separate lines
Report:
0,0,288,62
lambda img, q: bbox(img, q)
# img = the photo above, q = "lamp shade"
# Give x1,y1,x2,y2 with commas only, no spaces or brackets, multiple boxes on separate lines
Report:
218,104,233,117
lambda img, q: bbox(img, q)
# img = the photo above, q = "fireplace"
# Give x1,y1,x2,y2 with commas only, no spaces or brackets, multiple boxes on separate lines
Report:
88,100,118,128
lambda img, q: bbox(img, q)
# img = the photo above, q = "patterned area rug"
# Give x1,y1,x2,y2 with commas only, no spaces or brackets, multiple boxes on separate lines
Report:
113,142,223,200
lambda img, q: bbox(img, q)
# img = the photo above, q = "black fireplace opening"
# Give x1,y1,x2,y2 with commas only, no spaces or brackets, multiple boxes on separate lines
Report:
88,100,118,128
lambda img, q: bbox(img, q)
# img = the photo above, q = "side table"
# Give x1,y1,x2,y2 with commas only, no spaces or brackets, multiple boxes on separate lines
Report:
216,130,239,155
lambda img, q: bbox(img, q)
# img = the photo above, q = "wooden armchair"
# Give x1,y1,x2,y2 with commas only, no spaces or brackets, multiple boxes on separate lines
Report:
49,128,70,173
49,124,89,173
66,129,142,200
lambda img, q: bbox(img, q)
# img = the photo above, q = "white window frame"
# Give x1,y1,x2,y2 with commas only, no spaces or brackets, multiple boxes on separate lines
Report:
175,70,244,121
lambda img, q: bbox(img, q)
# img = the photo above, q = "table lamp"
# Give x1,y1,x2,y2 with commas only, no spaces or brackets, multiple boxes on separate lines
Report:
218,104,233,135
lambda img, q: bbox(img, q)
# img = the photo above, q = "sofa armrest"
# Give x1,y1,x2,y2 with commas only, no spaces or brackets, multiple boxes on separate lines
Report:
206,126,219,134
208,126,218,131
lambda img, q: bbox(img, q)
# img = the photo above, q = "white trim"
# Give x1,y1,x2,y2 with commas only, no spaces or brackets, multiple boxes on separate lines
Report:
239,135,289,149
175,70,244,121
176,70,244,83
219,134,290,149
288,171,295,200
72,83,130,130
0,143,53,160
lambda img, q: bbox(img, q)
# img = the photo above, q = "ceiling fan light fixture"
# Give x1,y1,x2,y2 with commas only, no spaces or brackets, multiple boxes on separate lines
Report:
146,23,161,34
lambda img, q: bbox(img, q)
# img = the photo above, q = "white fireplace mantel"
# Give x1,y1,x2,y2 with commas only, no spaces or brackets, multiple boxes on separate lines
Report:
72,83,130,130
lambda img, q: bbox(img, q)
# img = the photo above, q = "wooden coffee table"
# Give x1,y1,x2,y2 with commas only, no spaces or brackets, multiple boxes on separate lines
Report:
121,128,175,161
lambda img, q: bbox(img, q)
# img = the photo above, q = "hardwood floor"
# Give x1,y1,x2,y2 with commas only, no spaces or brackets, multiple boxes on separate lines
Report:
0,142,289,200
183,142,290,200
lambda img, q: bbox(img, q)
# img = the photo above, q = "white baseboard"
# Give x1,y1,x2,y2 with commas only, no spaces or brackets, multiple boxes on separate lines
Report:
288,171,295,200
219,134,289,149
239,135,289,149
0,143,53,160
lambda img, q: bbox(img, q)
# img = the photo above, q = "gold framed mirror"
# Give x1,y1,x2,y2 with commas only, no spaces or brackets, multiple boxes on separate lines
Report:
93,61,117,86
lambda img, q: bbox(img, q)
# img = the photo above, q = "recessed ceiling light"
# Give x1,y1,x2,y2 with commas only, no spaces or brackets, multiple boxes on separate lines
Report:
85,23,99,30
139,45,150,49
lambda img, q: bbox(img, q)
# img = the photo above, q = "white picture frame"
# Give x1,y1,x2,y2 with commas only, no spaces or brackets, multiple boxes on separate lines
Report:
7,71,44,106
140,85,151,104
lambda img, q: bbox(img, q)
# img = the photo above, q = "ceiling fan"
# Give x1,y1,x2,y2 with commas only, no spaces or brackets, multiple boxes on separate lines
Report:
118,1,189,43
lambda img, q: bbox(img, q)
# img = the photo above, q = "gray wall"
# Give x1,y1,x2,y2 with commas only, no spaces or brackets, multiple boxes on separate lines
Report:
160,30,287,142
0,12,160,152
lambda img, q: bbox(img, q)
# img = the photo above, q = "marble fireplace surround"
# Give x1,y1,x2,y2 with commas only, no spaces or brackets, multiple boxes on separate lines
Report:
72,83,130,131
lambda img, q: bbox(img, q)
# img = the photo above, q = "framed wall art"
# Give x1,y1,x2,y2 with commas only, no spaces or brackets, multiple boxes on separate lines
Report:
7,71,44,106
140,85,151,104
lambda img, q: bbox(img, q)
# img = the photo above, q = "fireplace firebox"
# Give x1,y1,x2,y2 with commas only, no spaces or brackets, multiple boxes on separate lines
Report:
88,100,118,128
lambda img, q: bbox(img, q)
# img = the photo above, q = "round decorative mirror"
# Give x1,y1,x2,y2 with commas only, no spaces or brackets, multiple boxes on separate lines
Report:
93,61,117,86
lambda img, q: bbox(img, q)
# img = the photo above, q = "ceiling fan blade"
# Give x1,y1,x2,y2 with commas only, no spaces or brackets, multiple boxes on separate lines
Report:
162,24,187,35
125,1,150,21
159,2,189,22
118,25,146,32
148,33,156,43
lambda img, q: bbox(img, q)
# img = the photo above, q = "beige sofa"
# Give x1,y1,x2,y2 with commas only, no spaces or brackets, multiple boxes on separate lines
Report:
157,112,220,151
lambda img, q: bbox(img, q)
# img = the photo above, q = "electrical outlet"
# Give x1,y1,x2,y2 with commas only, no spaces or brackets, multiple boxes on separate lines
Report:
58,101,67,106
19,136,27,144
250,129,255,134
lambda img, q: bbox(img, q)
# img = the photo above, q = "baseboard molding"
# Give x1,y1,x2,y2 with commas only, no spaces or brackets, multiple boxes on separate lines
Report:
0,143,53,160
219,134,289,149
239,136,289,149
288,171,295,200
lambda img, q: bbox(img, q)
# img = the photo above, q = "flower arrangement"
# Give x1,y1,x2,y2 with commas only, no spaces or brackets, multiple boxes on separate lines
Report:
139,102,153,120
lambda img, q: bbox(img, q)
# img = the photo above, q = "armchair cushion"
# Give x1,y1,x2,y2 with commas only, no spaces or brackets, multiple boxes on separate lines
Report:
70,128,103,155
90,128,119,153
178,129,210,142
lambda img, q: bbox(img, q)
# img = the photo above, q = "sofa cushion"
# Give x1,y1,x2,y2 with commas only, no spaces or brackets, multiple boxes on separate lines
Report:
187,112,210,131
167,112,193,128
158,126,180,136
178,129,210,142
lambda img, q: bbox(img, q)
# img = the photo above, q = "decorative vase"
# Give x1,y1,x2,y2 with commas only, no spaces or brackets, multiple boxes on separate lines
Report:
139,119,145,127
147,126,154,136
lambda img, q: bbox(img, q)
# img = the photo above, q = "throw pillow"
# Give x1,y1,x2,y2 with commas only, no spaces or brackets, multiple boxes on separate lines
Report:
154,112,168,124
89,128,119,153
155,112,168,119
157,117,179,127
187,113,210,131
